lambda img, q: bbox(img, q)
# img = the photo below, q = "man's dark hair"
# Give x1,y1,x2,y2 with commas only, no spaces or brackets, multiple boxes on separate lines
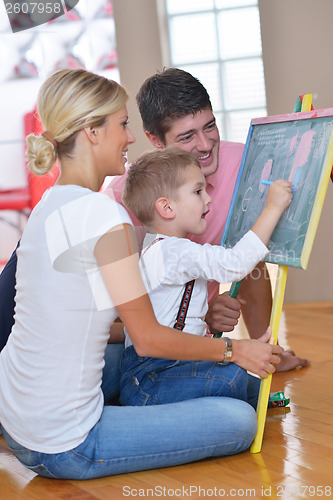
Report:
136,68,212,144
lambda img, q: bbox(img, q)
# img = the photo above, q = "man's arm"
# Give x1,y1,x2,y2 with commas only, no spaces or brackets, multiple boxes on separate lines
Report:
238,261,272,339
108,321,125,343
205,261,271,336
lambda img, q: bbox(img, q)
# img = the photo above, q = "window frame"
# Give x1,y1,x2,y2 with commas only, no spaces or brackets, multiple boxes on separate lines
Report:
158,0,267,143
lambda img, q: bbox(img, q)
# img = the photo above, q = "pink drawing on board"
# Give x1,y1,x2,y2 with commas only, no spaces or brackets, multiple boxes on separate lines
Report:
289,130,316,185
259,159,273,192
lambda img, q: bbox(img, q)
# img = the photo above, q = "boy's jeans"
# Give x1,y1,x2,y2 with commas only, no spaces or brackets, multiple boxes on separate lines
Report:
120,345,260,409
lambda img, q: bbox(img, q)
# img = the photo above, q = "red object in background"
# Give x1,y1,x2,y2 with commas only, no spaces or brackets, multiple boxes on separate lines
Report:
0,106,59,217
24,106,59,209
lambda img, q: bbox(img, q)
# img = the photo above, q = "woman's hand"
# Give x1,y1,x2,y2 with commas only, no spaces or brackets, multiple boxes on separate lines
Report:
231,329,283,378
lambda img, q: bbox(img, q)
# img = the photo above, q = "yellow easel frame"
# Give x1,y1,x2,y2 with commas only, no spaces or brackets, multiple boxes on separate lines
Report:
250,93,333,453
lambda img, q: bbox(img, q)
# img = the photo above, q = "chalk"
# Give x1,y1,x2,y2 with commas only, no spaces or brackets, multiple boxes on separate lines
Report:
301,93,313,112
293,168,302,187
293,95,303,113
261,180,295,190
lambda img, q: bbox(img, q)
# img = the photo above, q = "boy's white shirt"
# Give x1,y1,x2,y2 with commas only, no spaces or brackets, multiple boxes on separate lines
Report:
124,230,268,348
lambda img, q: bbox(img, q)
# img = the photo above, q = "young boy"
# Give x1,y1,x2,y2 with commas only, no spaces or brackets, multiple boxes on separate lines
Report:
119,147,293,408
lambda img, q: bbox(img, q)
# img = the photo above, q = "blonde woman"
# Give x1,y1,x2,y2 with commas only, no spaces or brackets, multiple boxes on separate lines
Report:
0,68,282,480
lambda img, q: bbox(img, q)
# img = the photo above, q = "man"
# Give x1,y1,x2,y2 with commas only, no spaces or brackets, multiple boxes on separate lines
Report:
107,67,309,371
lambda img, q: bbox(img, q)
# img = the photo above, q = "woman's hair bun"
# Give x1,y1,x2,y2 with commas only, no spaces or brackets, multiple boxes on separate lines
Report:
26,133,57,176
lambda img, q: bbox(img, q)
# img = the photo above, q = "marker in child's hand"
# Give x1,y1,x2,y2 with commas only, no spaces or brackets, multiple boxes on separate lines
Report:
261,180,295,190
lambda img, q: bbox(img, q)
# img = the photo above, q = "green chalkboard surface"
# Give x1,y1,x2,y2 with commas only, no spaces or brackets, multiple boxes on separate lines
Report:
222,108,333,269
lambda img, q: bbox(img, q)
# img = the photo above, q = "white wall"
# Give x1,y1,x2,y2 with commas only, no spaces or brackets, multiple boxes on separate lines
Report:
112,0,165,163
259,0,333,302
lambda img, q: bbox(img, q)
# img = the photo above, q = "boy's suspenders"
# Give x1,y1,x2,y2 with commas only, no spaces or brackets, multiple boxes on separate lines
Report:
142,236,195,332
173,280,195,331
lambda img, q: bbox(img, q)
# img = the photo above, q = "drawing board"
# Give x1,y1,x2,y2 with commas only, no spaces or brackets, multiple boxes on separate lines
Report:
222,108,333,269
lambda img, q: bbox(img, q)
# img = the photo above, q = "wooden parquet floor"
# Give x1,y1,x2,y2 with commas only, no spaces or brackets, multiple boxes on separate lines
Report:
1,301,332,499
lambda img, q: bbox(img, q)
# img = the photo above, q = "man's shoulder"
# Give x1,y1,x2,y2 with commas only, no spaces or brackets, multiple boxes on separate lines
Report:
102,166,129,198
101,164,145,242
218,140,244,172
220,140,245,155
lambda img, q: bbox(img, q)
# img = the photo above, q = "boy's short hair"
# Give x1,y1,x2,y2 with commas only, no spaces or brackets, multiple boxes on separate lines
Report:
123,147,201,226
136,68,212,144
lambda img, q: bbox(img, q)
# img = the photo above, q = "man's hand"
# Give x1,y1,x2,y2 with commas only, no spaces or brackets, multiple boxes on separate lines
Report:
205,291,243,334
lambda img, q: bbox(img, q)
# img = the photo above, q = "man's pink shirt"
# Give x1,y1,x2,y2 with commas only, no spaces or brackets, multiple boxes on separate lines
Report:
104,141,245,301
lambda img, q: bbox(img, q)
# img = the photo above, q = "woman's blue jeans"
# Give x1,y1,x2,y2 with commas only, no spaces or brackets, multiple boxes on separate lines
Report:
0,343,258,480
120,346,261,409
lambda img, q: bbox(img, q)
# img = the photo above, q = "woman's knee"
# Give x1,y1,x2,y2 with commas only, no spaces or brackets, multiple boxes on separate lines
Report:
207,397,257,444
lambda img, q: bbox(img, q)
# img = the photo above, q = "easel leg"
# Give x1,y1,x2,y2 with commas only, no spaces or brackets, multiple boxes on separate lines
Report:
250,265,288,453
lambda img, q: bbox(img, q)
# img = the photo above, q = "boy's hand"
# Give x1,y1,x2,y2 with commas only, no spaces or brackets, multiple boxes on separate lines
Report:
265,179,293,216
251,179,293,246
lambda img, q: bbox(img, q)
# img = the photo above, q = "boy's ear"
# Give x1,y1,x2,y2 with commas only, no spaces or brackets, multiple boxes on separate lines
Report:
146,131,164,150
155,197,176,219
